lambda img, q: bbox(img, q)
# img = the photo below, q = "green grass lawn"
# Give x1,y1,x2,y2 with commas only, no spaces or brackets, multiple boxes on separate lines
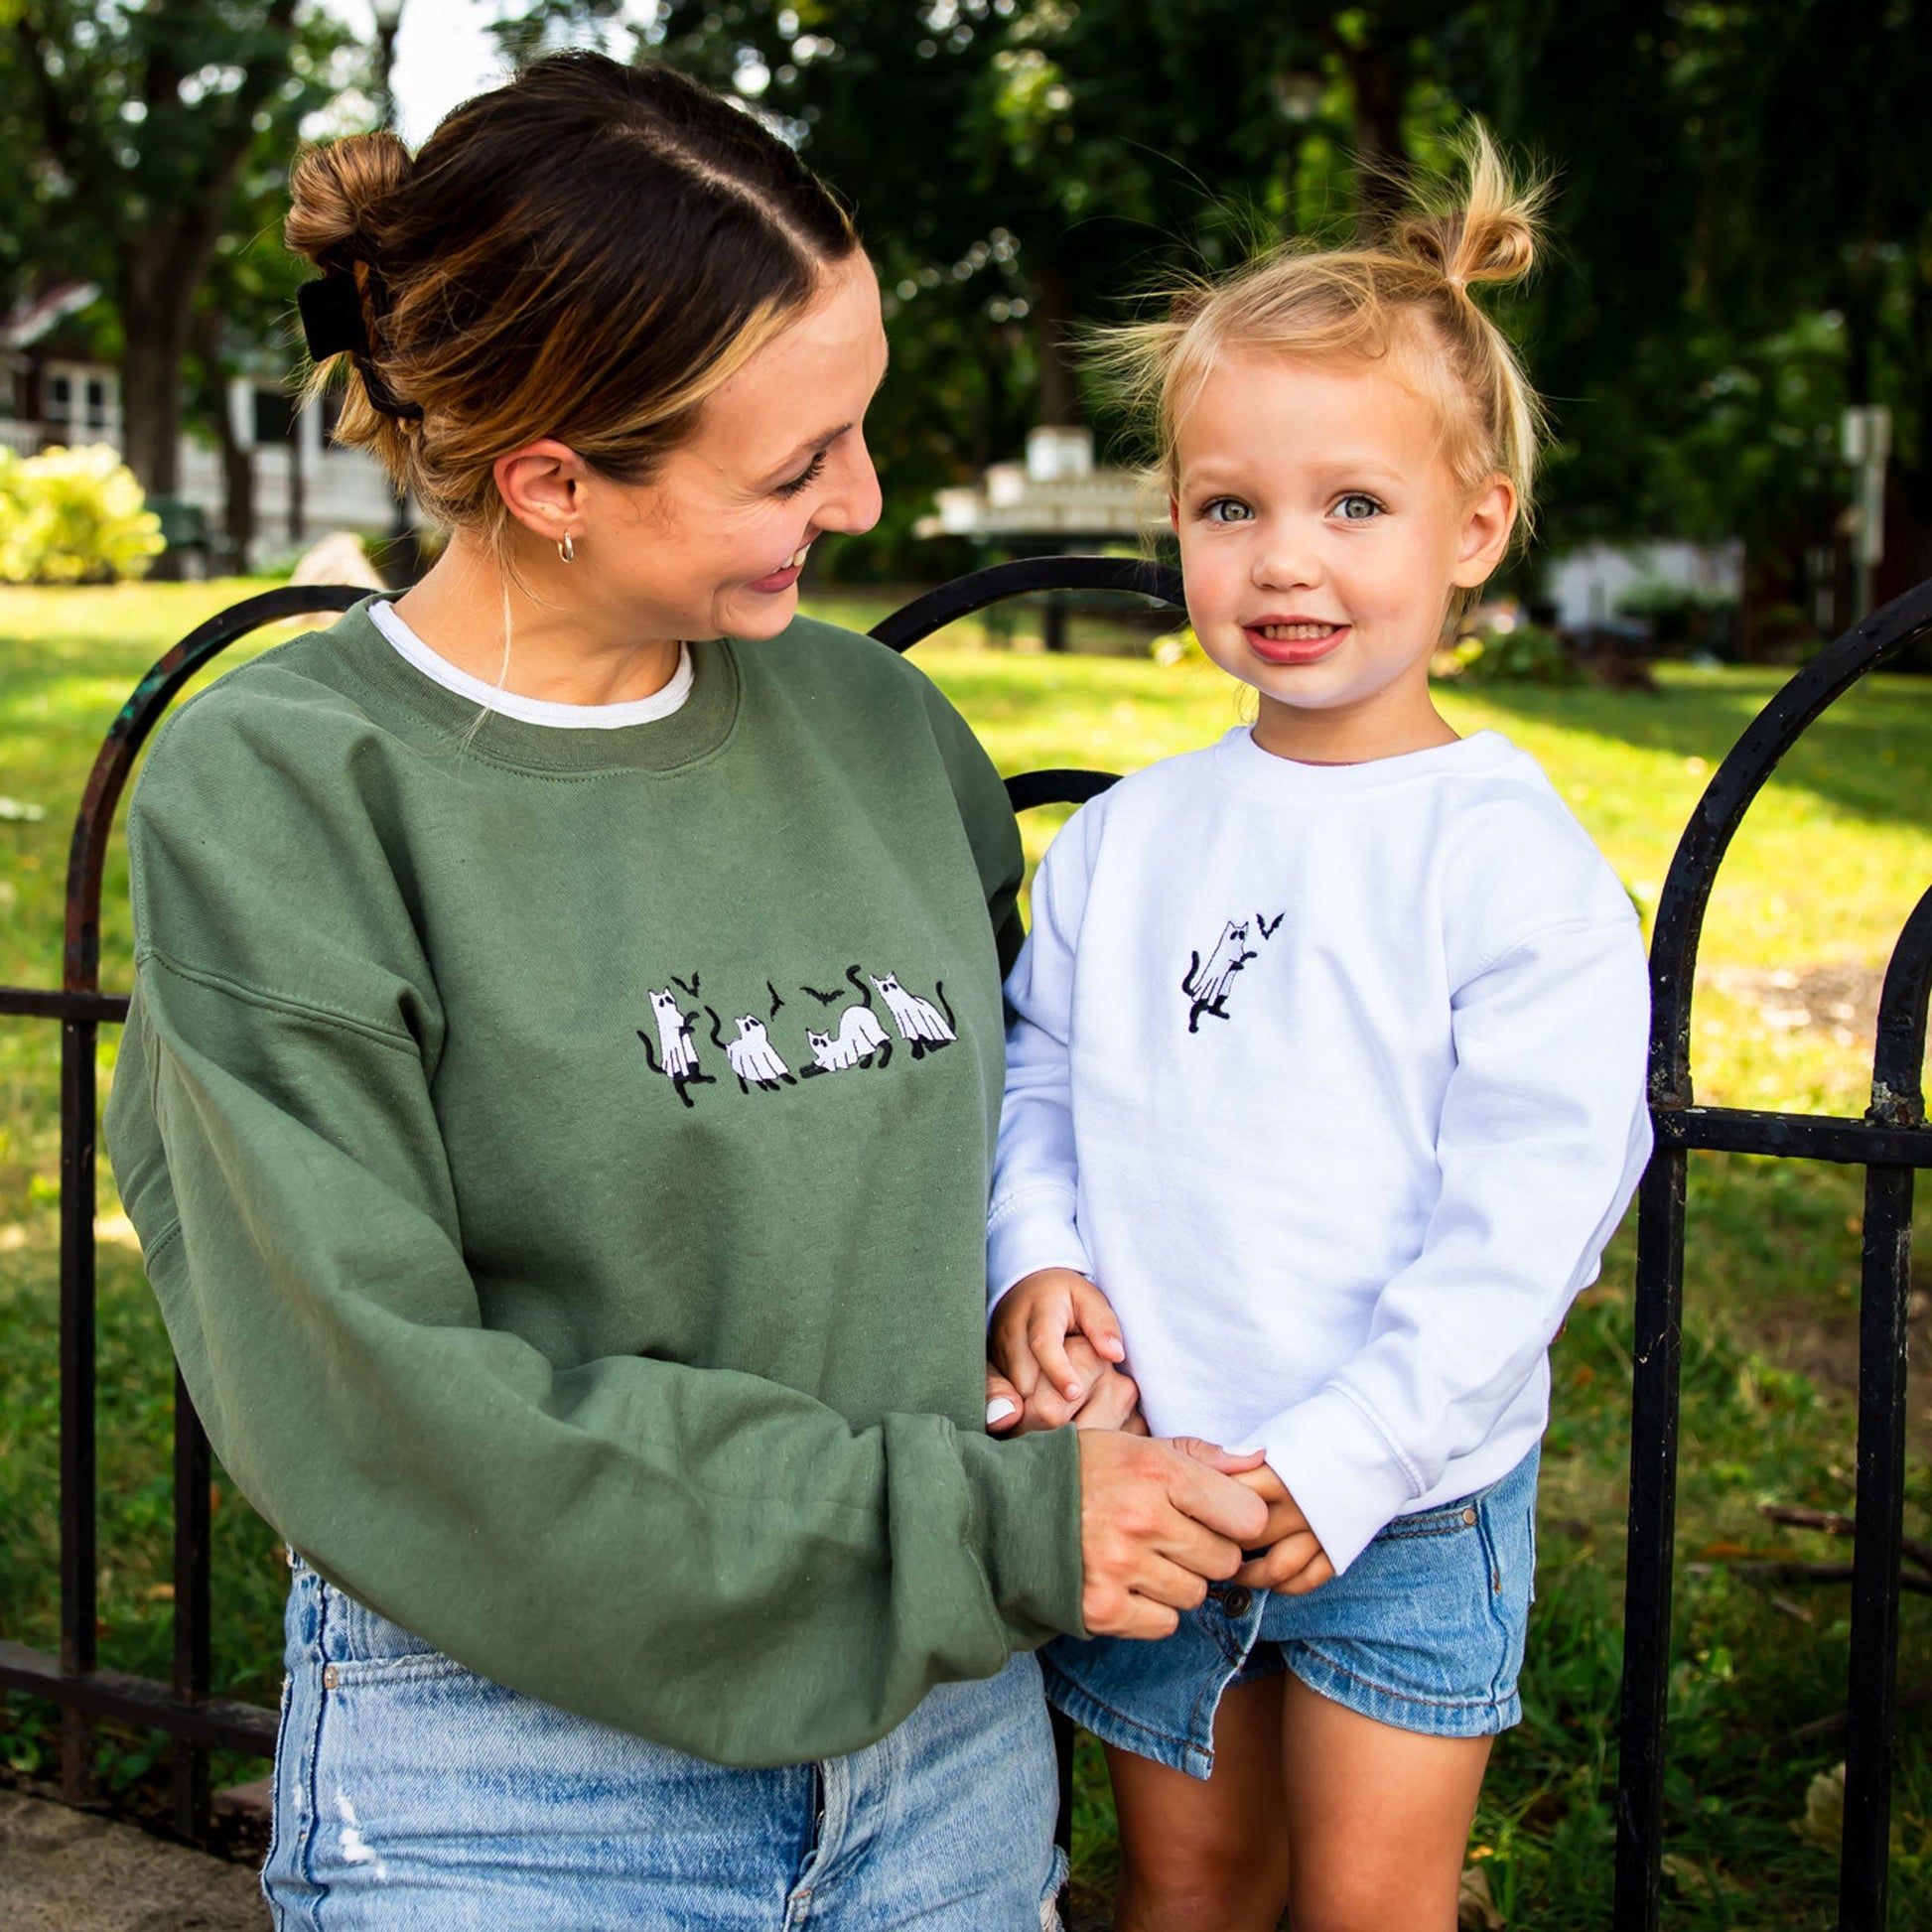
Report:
1,580,1928,1925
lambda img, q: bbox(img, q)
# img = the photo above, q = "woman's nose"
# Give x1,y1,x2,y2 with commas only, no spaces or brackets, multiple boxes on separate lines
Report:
814,439,883,538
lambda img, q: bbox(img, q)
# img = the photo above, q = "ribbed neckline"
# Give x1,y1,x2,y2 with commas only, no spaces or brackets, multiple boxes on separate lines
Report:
1210,724,1520,798
318,598,742,775
368,599,695,729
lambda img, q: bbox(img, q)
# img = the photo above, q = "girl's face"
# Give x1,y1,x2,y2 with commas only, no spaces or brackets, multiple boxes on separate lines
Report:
1172,351,1516,762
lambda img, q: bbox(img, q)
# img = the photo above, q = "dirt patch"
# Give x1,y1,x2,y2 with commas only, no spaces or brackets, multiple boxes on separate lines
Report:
1703,963,1885,1053
0,1782,267,1931
1748,1280,1932,1463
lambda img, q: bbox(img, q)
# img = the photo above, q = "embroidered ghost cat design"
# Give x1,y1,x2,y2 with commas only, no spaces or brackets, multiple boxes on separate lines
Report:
724,1014,795,1092
871,972,956,1056
637,988,716,1108
803,1006,892,1073
1180,915,1279,1035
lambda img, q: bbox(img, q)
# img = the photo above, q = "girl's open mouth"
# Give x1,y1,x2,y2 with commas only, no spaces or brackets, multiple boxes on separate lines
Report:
1246,621,1347,665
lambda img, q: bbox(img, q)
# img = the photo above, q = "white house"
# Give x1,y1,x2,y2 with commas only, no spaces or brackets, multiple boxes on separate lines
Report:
2,282,411,563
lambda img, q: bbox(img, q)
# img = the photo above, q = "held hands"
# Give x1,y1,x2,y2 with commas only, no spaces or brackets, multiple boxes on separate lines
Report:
1225,1458,1335,1596
1074,1432,1270,1639
987,1268,1142,1436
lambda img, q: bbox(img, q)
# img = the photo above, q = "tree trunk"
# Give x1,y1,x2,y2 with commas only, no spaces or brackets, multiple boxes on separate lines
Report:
116,250,198,495
189,312,256,567
1033,260,1077,426
1341,40,1413,223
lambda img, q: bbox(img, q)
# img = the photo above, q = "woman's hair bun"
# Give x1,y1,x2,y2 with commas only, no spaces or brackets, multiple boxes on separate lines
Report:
286,130,413,273
1393,122,1542,292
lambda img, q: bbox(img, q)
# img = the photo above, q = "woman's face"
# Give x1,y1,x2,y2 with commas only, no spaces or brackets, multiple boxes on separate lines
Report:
585,251,888,644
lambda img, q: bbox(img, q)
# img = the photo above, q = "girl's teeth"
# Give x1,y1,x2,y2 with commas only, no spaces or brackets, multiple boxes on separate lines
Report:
1259,623,1336,640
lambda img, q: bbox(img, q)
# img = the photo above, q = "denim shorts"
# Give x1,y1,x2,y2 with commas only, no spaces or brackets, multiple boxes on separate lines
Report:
1043,1447,1538,1781
264,1556,1065,1929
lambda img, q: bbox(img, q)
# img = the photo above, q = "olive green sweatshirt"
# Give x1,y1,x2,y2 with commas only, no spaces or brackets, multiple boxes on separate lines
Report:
103,601,1084,1766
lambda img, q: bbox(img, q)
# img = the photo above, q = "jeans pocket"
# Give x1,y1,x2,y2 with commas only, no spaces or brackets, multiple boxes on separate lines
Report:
314,1577,448,1673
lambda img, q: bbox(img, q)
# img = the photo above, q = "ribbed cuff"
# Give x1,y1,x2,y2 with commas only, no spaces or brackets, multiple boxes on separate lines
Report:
985,1184,1092,1310
1258,1387,1419,1577
956,1424,1087,1645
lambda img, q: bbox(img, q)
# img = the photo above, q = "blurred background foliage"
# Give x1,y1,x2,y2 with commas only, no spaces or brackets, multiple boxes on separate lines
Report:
5,0,1932,603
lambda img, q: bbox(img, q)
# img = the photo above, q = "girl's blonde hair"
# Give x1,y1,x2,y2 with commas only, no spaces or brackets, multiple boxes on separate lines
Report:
1098,125,1547,573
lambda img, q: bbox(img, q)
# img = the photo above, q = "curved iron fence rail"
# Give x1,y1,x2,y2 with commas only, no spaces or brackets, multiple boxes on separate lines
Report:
0,562,1924,1929
0,584,370,1834
1614,577,1932,1932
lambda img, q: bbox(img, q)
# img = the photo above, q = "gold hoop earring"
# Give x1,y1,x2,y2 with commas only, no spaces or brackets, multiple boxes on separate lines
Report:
558,533,576,564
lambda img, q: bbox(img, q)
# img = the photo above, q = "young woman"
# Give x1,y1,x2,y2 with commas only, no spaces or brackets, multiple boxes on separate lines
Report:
104,52,1263,1928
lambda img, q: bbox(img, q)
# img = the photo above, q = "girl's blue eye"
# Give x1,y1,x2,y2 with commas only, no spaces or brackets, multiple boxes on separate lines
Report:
1334,492,1384,520
775,451,826,498
1201,497,1253,523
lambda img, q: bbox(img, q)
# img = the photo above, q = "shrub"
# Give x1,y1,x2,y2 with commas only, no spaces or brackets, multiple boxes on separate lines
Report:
1434,621,1583,686
0,444,165,585
1614,579,1741,654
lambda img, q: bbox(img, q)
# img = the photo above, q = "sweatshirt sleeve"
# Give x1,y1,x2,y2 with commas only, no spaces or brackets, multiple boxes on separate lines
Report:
986,807,1098,1308
1256,910,1653,1575
917,674,1027,976
103,721,1083,1770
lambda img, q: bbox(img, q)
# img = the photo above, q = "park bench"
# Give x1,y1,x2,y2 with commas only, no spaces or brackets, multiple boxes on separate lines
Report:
0,559,1927,1930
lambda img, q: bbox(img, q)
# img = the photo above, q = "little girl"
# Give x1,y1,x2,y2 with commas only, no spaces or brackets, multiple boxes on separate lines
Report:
986,132,1652,1931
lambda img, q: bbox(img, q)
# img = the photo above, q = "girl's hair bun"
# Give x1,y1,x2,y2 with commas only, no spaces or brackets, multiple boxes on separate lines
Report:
286,130,413,274
1393,123,1542,292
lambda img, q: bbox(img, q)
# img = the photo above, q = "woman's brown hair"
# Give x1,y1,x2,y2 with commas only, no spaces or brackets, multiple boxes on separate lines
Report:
286,52,861,533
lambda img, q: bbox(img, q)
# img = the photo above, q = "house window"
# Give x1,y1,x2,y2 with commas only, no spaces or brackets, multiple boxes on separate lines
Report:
41,364,119,442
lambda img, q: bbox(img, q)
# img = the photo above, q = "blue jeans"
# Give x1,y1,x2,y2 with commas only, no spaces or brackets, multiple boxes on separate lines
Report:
1044,1448,1539,1780
264,1558,1065,1929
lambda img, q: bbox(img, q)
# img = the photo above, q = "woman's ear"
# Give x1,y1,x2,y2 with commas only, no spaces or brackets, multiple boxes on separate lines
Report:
492,439,590,546
1450,476,1518,588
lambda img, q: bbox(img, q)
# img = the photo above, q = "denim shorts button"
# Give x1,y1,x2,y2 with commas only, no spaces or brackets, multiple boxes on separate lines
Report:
1222,1587,1253,1617
1461,1507,1478,1526
322,1665,339,1690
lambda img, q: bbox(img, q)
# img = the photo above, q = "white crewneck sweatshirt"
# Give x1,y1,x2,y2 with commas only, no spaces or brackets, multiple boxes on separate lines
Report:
989,726,1652,1576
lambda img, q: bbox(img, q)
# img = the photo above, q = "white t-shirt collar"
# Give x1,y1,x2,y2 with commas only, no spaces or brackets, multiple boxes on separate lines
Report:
368,599,694,730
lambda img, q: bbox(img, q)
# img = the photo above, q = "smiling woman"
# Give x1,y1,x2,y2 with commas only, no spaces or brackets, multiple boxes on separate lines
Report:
96,46,1266,1932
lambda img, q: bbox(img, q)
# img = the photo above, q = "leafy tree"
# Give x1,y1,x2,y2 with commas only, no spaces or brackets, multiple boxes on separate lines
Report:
8,0,352,495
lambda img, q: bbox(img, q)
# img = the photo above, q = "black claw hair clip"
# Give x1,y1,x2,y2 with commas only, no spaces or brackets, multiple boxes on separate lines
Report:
297,272,423,421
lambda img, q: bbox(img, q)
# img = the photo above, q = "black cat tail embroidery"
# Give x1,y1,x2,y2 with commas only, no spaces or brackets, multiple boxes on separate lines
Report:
1181,918,1259,1034
641,987,716,1108
869,968,956,1058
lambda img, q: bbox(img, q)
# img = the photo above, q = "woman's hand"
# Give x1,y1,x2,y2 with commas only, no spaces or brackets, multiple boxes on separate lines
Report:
989,1267,1128,1425
986,1333,1146,1437
1075,1432,1270,1639
1224,1459,1335,1596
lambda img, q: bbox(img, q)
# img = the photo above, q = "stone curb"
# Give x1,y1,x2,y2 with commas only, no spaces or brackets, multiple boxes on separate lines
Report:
0,1785,267,1931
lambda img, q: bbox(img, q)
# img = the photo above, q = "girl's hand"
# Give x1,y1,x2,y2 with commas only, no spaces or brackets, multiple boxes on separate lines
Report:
986,1333,1148,1436
989,1267,1127,1417
1228,1459,1335,1596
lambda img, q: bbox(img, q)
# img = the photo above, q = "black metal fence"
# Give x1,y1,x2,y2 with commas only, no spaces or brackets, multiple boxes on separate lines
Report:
0,561,1926,1927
